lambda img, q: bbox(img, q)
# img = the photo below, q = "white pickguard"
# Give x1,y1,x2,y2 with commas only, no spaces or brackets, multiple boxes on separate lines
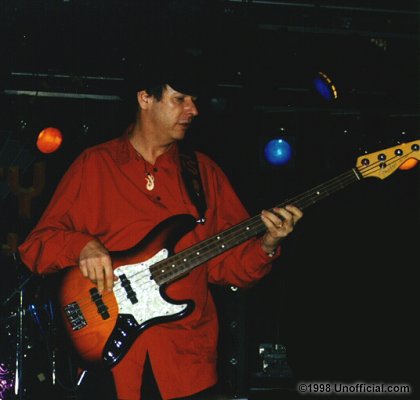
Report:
113,249,187,326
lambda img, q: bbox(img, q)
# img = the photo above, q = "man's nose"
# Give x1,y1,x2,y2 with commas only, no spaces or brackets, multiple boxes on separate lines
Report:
185,98,199,117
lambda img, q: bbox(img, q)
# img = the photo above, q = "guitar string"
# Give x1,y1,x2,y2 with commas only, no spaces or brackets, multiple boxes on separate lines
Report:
68,169,359,317
66,150,409,320
66,152,403,321
150,171,357,280
148,149,412,282
70,153,416,325
68,148,416,323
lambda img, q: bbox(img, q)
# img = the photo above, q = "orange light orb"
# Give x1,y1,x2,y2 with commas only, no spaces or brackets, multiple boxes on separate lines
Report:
36,127,63,154
398,158,419,170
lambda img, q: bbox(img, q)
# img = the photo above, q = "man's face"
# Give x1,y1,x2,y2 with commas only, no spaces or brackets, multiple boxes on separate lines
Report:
146,84,199,143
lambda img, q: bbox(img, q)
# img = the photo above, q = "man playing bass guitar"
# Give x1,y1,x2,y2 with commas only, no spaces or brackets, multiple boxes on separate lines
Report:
18,55,303,400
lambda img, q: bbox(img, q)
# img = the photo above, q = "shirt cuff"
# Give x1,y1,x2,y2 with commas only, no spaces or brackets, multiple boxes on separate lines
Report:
257,238,282,261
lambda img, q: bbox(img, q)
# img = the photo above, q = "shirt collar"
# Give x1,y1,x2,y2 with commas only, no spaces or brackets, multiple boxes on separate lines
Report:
115,125,180,167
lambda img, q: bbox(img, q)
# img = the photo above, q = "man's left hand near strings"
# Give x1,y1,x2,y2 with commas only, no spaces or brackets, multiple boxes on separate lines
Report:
260,205,303,254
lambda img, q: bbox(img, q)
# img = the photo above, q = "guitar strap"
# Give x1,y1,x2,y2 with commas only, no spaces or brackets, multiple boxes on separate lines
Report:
178,143,207,225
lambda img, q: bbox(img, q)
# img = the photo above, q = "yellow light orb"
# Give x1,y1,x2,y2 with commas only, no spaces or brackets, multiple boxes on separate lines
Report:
37,127,63,154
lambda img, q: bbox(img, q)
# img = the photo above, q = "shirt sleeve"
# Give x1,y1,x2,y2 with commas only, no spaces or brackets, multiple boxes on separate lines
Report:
201,157,281,288
18,152,95,274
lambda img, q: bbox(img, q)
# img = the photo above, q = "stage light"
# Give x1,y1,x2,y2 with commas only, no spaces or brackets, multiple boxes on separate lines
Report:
263,137,292,166
313,71,338,101
36,127,63,154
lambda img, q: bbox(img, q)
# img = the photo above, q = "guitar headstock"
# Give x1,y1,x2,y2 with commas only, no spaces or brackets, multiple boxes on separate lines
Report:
356,139,420,180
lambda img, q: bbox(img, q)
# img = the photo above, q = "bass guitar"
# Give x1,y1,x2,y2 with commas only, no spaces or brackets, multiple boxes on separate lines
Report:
59,139,419,367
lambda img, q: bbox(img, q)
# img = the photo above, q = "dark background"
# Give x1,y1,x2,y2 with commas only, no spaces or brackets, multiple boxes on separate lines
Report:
0,1,419,399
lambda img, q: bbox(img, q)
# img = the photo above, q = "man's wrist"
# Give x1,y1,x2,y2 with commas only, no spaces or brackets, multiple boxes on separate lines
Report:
261,237,278,257
265,248,277,257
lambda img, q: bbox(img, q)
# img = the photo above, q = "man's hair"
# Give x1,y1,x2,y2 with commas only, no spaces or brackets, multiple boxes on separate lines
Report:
143,84,166,101
123,83,166,121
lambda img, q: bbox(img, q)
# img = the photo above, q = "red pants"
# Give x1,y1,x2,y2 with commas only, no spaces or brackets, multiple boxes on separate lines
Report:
111,349,216,400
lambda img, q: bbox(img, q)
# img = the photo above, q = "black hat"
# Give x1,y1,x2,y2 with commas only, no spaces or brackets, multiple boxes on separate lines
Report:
124,49,206,98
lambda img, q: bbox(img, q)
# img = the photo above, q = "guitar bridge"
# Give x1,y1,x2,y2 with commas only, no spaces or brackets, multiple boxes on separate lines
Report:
64,302,87,331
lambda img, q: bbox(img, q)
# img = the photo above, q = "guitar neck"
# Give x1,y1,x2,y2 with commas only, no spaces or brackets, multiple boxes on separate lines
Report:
151,168,361,285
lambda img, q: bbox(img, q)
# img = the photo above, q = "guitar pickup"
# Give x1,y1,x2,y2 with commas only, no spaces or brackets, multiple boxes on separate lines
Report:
64,302,87,331
119,274,138,304
89,288,110,320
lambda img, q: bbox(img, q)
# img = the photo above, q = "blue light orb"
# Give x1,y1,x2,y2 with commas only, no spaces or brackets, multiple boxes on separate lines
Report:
264,138,292,166
313,77,333,101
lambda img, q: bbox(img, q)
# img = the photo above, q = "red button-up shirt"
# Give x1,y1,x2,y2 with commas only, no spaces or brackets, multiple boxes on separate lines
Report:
18,134,279,399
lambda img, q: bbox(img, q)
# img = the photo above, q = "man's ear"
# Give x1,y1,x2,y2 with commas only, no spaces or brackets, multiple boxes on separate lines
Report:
137,90,152,110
